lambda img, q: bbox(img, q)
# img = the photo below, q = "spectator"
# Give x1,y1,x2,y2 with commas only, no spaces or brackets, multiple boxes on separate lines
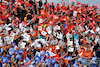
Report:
33,0,37,14
39,0,43,13
95,47,100,58
78,46,85,56
0,0,100,67
84,47,94,59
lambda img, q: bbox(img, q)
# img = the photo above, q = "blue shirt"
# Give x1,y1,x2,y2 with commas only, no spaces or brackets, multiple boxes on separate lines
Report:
74,34,78,40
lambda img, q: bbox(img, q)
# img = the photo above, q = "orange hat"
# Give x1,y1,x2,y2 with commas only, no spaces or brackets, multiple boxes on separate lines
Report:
81,46,84,48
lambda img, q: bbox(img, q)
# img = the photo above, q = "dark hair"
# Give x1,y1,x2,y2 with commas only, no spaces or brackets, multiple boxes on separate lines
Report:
58,23,61,26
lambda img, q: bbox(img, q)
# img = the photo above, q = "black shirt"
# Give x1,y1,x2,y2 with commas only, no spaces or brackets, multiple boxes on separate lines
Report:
35,18,39,24
96,51,100,58
50,5,55,11
17,7,21,18
33,1,36,8
33,49,36,56
39,1,42,7
27,14,32,20
14,36,23,45
29,0,33,5
0,63,2,67
93,43,100,52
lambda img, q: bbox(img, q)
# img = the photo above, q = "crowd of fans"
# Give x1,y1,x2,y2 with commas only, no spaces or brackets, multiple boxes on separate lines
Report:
0,0,100,67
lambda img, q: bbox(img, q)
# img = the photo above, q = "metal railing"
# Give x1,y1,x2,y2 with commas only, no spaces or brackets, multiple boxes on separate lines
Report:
81,57,100,66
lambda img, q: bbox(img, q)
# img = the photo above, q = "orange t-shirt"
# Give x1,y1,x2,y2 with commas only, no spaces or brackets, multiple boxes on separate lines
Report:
78,49,85,57
84,50,93,59
83,39,87,44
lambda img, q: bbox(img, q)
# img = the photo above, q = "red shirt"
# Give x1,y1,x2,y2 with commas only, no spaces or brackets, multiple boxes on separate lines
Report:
54,53,60,61
56,6,60,11
23,50,27,59
89,22,95,29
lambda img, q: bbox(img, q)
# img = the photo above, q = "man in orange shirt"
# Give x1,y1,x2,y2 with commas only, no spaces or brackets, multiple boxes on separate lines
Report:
84,47,94,59
78,46,85,57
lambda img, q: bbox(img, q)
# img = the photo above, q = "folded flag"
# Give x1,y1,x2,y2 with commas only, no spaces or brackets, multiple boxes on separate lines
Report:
28,64,35,67
73,64,79,67
15,54,22,60
40,55,44,62
18,50,23,54
40,50,45,56
52,58,56,64
6,54,11,58
91,57,97,61
78,57,82,61
23,59,28,63
82,59,86,64
26,56,31,62
68,56,72,61
0,48,4,53
8,48,15,55
35,56,40,63
45,52,50,57
12,41,17,47
54,63,59,67
2,57,9,64
31,61,35,64
45,58,51,65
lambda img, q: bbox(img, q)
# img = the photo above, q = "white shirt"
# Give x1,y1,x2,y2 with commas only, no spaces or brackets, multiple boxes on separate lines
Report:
73,11,78,17
67,40,73,46
57,32,63,39
21,33,30,41
66,32,72,40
